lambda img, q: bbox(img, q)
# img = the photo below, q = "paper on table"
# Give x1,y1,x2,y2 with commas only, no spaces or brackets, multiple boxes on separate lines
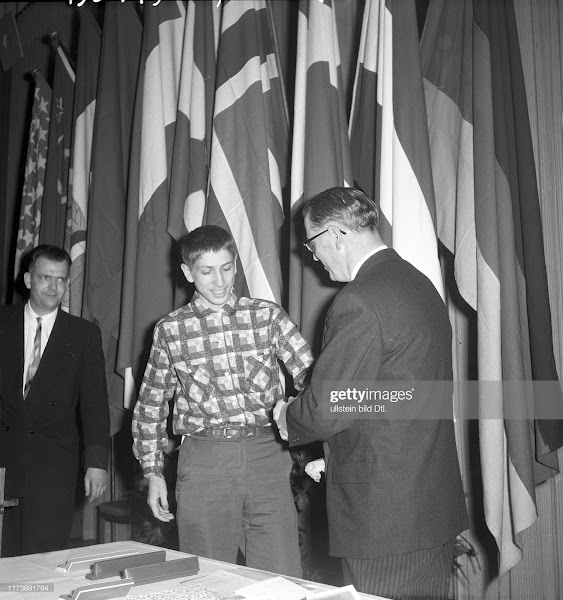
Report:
181,570,257,597
133,583,221,600
306,586,392,600
305,585,362,599
235,576,308,600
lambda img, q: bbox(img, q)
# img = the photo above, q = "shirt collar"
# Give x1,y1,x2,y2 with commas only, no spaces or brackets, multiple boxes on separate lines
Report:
25,302,59,327
351,245,387,281
191,289,238,318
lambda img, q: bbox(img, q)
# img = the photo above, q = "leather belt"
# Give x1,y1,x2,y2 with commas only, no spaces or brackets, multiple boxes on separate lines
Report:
189,425,273,439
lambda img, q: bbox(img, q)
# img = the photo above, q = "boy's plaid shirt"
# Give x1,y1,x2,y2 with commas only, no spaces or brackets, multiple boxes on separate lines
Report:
132,291,313,476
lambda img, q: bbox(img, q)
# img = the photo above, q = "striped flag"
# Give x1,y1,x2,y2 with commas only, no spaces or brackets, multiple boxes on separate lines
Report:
349,0,443,298
168,0,219,240
118,1,186,393
14,71,51,278
64,10,101,316
40,40,75,251
422,0,563,574
206,0,288,305
289,0,353,350
83,1,142,434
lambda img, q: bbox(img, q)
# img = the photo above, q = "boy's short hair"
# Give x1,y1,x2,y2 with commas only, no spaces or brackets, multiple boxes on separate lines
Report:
180,225,237,266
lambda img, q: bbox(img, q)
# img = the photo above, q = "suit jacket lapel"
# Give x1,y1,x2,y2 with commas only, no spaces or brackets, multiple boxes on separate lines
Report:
0,306,30,422
26,310,74,403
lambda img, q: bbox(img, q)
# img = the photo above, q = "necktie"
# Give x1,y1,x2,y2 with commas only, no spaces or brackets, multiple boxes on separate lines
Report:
24,317,42,399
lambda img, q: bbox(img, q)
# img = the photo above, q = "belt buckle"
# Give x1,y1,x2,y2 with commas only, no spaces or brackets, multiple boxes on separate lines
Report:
223,427,241,438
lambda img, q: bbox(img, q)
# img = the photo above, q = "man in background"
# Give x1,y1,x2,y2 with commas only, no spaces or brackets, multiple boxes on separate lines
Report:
275,187,468,599
0,245,110,556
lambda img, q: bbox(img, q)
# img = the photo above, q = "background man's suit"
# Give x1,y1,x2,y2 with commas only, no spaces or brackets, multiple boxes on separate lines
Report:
0,304,110,556
287,249,468,561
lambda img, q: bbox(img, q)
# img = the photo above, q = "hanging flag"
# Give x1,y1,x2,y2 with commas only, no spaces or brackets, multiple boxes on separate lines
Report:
40,39,75,252
64,10,102,316
83,1,142,434
349,0,443,298
205,0,288,304
422,0,563,574
288,0,353,350
118,0,186,392
168,0,219,240
14,71,51,278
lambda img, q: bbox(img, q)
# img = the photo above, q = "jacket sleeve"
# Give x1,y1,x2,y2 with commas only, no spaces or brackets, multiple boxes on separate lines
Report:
286,290,383,446
78,323,110,471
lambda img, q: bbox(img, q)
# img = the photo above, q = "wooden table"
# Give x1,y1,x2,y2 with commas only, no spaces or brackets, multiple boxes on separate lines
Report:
0,541,390,599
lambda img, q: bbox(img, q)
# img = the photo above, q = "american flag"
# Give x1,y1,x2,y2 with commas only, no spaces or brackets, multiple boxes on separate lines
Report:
14,71,51,278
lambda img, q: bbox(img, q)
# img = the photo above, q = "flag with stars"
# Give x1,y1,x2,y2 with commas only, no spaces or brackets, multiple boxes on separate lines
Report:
14,71,51,278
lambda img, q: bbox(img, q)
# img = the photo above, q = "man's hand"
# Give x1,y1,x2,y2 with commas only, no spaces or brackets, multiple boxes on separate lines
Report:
84,467,107,502
274,397,293,441
147,475,175,522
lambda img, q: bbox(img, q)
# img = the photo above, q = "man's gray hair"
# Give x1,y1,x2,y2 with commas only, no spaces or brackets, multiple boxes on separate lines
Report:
302,187,379,232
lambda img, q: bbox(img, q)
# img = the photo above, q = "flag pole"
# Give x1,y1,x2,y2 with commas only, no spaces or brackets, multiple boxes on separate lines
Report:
48,32,76,83
265,1,289,131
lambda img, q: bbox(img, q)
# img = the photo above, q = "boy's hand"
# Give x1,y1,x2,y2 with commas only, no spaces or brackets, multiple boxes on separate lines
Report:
274,397,294,441
147,474,175,522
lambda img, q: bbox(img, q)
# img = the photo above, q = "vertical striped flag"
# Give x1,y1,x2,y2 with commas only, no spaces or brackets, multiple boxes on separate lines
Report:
422,0,563,574
289,0,353,350
83,1,142,434
118,1,186,394
206,0,288,305
40,40,75,252
64,10,101,316
14,71,51,278
349,0,443,298
168,0,219,240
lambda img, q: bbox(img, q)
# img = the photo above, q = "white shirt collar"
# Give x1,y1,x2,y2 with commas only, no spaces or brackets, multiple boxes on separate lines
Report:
350,245,387,281
25,302,59,328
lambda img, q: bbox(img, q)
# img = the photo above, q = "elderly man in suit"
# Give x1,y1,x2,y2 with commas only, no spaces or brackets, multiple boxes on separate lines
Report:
0,245,110,557
275,187,468,600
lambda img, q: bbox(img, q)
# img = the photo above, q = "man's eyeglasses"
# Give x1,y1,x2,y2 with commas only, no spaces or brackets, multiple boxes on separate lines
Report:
303,229,346,253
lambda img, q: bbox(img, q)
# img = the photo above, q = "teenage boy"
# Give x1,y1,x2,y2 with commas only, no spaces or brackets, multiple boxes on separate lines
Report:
132,225,313,577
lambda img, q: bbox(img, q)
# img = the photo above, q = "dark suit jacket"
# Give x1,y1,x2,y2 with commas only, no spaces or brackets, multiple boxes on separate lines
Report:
0,304,110,497
287,249,469,558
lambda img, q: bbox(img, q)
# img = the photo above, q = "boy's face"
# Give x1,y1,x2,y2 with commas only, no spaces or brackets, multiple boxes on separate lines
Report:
181,249,237,311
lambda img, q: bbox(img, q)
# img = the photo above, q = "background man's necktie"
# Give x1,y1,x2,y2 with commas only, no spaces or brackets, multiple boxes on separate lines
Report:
24,316,42,399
